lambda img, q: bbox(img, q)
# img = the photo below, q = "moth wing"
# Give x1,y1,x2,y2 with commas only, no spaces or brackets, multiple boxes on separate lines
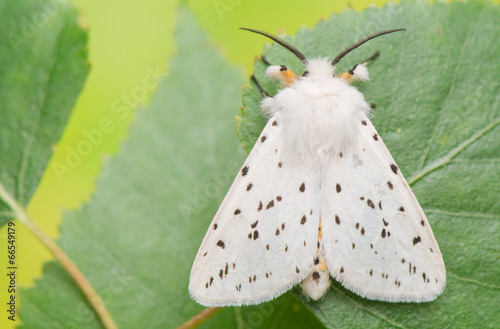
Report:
321,113,446,302
189,113,320,307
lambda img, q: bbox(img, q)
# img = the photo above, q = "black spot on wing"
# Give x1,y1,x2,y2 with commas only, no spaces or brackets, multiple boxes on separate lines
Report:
258,201,263,211
361,120,367,126
234,209,241,215
373,134,379,141
336,183,341,193
300,215,307,224
253,231,259,240
387,181,394,189
216,240,225,249
246,183,253,191
261,136,267,143
413,236,421,245
367,199,375,209
266,200,274,209
251,220,258,229
390,164,398,174
213,223,218,230
335,215,341,225
299,183,305,192
241,166,249,176
272,120,278,126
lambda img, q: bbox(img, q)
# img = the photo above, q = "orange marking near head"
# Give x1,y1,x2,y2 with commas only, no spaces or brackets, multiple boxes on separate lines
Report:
281,69,296,86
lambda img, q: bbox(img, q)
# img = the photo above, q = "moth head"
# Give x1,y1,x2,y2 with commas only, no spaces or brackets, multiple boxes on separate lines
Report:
240,28,405,77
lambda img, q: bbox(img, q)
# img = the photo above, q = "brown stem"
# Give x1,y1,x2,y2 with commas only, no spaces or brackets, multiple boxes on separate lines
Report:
176,307,221,329
0,183,118,329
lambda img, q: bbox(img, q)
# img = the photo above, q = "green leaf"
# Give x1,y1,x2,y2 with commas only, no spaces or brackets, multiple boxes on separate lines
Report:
0,0,89,227
239,0,500,328
19,4,323,329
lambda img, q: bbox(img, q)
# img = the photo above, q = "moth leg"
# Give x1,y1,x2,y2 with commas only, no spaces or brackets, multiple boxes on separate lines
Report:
260,55,272,66
339,50,380,84
251,74,270,97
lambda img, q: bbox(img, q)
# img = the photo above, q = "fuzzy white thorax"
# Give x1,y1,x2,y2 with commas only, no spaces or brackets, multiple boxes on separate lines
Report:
262,58,371,165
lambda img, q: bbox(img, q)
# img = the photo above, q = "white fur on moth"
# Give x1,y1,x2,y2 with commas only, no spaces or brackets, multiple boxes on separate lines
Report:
189,28,446,307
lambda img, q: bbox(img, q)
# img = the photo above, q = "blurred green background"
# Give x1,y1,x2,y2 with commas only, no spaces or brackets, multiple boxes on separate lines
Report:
11,0,494,327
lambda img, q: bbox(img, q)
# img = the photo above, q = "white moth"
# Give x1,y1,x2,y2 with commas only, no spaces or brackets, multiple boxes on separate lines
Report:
189,28,446,307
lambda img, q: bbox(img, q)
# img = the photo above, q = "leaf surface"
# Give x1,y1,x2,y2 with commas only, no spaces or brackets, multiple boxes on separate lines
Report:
0,0,88,226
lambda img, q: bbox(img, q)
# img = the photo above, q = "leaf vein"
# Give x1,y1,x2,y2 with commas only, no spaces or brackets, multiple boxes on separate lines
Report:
424,208,500,220
16,21,65,204
448,273,500,290
408,119,500,184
